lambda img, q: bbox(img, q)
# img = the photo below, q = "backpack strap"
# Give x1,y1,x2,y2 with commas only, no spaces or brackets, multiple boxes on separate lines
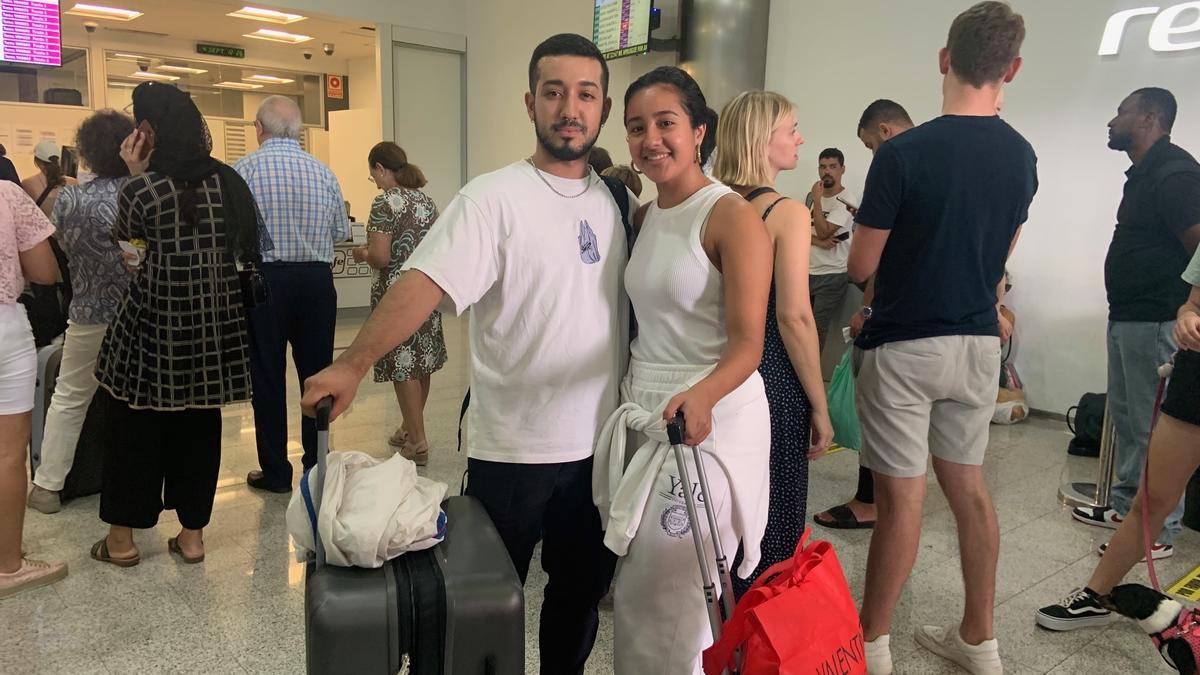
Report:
600,175,634,251
456,388,470,453
35,184,54,208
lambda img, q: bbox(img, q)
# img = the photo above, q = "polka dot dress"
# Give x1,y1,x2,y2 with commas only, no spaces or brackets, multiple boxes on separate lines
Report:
732,283,813,599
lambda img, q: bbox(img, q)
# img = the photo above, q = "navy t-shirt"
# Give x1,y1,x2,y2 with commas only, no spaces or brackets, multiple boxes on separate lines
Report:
854,115,1038,350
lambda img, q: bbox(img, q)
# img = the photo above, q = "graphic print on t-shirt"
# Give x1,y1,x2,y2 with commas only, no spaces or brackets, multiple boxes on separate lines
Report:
579,219,601,264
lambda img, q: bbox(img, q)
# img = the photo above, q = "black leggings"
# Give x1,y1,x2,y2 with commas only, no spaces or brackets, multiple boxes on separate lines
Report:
855,465,875,504
98,389,222,530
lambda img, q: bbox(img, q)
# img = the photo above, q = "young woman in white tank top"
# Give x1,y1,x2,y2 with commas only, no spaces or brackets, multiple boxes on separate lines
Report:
591,66,774,675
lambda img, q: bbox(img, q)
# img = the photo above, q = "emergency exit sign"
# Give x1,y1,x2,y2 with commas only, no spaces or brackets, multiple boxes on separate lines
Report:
197,43,245,59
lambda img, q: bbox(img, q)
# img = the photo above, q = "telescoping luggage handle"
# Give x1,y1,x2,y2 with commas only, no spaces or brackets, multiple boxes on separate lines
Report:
666,412,736,671
302,395,335,570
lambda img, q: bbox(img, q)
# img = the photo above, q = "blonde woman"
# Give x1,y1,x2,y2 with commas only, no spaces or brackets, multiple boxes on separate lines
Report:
712,90,833,596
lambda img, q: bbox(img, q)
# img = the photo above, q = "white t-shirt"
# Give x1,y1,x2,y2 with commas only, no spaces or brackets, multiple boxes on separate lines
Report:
402,160,630,464
809,188,858,275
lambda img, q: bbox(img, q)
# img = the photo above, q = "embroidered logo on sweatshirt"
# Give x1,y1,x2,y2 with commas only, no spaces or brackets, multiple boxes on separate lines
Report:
578,220,600,264
660,504,690,538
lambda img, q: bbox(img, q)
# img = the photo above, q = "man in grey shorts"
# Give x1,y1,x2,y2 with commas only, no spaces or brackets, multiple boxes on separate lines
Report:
846,3,1038,674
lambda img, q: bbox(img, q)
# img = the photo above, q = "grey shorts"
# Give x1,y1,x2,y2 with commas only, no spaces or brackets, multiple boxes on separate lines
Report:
854,335,1002,478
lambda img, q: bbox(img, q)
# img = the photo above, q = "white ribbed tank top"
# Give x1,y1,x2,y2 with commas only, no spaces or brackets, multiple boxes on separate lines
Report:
626,182,734,367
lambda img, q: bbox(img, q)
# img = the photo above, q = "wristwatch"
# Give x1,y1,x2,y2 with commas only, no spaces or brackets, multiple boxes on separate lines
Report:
860,306,873,320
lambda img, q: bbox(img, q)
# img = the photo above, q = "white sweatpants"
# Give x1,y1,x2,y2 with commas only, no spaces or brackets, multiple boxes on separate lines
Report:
33,321,107,491
613,361,770,675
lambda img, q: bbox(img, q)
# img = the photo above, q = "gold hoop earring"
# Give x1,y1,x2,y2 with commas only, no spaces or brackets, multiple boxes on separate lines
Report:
696,146,702,165
631,160,643,175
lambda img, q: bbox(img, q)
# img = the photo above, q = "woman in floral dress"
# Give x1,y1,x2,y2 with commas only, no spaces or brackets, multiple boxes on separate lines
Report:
353,142,446,465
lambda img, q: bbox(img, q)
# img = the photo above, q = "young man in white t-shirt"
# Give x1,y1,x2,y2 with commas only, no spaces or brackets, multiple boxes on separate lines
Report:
302,34,629,673
805,148,858,356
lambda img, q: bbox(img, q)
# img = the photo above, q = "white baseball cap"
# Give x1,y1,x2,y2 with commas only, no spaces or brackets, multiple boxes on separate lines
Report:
33,140,61,162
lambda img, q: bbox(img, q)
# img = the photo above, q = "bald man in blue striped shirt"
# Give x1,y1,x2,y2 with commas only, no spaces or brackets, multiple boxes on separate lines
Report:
235,95,350,493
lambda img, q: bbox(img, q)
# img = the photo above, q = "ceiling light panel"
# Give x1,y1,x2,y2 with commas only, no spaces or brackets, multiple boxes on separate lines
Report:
214,81,263,90
242,28,312,44
65,3,143,21
227,6,307,24
243,74,294,84
155,65,208,75
129,71,180,81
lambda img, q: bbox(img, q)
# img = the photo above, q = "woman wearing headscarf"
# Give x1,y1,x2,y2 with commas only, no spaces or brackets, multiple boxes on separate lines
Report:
89,82,266,567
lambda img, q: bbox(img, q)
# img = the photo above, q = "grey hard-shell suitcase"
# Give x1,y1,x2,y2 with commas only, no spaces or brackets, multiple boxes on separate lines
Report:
304,397,525,674
29,341,107,500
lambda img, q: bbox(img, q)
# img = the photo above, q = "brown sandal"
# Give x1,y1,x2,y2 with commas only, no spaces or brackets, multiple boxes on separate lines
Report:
90,538,140,567
167,537,205,564
388,427,408,448
399,439,429,466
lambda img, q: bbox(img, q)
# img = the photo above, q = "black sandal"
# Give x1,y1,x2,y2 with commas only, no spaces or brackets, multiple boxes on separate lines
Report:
813,504,876,530
90,537,140,567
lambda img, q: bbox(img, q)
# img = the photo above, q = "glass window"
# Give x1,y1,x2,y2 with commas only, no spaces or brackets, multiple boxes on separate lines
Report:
104,52,322,125
0,47,90,106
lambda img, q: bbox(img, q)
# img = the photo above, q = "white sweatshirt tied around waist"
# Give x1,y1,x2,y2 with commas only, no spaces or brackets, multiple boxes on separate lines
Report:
592,362,768,578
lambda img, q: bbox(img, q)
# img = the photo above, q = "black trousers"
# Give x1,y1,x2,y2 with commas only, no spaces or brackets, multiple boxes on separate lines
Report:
465,456,616,675
247,263,336,488
97,389,222,530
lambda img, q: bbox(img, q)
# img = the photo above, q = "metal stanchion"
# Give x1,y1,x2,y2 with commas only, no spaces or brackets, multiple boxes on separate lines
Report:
1059,399,1116,508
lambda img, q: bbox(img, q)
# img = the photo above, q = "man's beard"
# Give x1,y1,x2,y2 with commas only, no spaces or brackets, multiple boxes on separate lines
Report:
534,116,597,162
1108,130,1132,151
821,176,835,188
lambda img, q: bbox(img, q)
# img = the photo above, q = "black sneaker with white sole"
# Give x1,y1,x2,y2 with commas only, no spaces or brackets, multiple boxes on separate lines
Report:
1035,587,1115,631
1071,506,1122,529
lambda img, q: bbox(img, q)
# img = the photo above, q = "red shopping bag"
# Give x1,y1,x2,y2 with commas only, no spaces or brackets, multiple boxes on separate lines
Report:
703,529,864,675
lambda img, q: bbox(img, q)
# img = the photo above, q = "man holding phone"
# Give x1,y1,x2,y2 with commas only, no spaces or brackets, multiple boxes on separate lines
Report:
806,148,858,356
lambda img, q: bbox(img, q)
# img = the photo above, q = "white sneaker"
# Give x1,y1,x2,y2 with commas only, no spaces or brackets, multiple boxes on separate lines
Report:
26,485,61,514
915,624,1002,674
865,634,893,675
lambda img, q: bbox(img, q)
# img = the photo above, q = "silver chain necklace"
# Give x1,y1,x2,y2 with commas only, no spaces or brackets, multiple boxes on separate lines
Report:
526,157,595,199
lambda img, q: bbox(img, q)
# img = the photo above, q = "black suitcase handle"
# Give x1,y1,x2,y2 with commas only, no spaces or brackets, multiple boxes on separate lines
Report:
309,395,335,569
315,395,333,432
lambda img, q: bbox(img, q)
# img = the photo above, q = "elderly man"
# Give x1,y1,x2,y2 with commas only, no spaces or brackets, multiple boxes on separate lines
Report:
235,96,350,493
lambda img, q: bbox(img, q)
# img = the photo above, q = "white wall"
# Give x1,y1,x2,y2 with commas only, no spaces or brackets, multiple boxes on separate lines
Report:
348,56,379,113
766,0,1200,414
0,104,93,178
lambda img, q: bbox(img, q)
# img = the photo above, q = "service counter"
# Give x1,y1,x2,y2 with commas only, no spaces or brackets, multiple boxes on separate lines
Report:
332,241,374,309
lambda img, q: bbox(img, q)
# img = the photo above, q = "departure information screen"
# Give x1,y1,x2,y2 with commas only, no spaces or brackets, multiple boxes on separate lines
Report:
1,0,62,67
594,0,651,60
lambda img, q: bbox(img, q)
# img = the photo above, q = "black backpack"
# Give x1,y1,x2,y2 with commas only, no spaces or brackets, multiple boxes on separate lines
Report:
1066,393,1105,457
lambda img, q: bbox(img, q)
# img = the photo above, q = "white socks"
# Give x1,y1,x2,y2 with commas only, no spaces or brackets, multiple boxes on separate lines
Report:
865,634,893,675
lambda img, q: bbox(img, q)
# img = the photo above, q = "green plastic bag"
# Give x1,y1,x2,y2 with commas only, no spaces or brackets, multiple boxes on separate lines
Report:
828,346,861,451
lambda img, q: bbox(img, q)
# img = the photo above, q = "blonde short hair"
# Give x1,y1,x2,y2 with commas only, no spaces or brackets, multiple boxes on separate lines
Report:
712,90,795,188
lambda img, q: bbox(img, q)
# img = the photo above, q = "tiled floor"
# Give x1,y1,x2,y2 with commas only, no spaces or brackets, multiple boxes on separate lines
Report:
4,312,1196,674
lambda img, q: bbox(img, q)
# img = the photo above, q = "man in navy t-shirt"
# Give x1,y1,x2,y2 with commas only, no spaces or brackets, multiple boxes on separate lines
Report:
847,3,1038,674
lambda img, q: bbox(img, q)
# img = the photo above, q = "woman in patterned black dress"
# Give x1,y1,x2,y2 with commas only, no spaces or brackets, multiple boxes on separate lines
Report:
352,142,446,465
713,91,834,597
90,82,264,567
